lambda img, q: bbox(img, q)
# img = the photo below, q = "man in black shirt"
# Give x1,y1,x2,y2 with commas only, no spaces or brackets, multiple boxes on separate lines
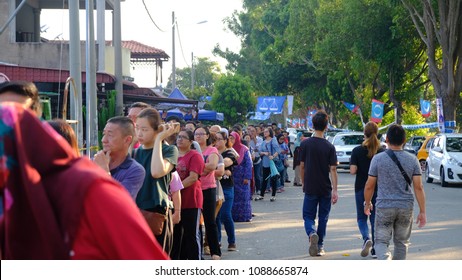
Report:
299,110,338,257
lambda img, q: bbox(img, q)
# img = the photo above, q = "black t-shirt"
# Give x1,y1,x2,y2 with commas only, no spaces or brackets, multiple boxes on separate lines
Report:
350,145,384,192
299,137,337,196
220,149,238,188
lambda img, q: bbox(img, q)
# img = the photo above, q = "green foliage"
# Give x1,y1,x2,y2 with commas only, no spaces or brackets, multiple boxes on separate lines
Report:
97,90,117,149
211,74,256,126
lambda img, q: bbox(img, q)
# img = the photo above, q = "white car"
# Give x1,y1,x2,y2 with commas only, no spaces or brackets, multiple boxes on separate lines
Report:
287,128,297,144
331,132,364,169
426,133,462,187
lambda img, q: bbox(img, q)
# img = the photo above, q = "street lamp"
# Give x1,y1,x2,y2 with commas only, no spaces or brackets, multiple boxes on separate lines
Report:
171,12,207,92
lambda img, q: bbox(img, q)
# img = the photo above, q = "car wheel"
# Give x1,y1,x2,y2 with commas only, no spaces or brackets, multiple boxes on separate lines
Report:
419,160,426,172
440,167,449,188
425,166,433,183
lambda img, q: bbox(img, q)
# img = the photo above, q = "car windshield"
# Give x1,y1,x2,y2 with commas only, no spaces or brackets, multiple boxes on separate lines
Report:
446,137,462,152
333,135,364,146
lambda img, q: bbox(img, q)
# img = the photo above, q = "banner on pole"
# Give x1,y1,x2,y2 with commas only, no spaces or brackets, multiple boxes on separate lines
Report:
287,95,294,115
370,99,384,123
420,99,431,118
436,98,445,132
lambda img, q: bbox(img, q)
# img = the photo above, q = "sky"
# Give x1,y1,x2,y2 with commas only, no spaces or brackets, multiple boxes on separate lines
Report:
40,0,243,88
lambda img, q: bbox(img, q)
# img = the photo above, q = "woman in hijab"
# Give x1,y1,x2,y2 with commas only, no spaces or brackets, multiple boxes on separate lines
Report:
0,103,167,260
293,132,303,186
229,131,253,222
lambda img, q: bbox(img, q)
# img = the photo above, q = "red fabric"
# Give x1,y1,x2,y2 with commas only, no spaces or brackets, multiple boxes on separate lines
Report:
1,103,90,259
71,180,168,260
176,150,204,209
231,131,249,165
0,103,167,260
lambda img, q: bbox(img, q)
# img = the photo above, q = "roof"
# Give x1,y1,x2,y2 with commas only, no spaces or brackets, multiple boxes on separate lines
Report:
106,40,169,61
0,64,115,84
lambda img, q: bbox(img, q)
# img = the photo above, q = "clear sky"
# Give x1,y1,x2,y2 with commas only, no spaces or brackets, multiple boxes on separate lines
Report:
40,0,243,88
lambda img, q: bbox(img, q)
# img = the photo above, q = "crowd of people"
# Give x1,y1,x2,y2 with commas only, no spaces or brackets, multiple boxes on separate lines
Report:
0,80,426,261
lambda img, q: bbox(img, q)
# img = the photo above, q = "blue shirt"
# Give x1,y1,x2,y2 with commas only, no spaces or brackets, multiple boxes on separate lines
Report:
111,154,146,200
259,138,281,168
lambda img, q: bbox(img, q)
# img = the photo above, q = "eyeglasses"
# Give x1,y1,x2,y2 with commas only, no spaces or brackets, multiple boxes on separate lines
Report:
216,138,225,141
194,133,207,136
177,135,189,140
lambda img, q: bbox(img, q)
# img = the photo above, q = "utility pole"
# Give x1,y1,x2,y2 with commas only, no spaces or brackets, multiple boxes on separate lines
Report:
191,52,194,90
69,0,83,150
114,0,124,115
171,11,176,91
85,0,98,157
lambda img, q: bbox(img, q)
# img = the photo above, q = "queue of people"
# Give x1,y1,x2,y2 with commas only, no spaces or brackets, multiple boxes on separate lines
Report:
0,80,426,261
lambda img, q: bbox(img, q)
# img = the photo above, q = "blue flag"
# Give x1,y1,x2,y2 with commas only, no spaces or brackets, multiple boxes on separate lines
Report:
342,101,359,114
420,99,431,118
371,99,384,123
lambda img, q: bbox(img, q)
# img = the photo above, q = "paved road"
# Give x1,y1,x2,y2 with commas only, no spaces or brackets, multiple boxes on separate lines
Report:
218,161,462,260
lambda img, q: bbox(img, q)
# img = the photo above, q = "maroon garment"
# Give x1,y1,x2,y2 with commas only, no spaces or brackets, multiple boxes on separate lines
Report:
176,150,204,209
0,103,108,259
231,131,249,165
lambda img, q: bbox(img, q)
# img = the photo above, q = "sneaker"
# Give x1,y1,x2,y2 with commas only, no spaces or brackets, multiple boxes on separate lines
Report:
361,239,372,257
211,254,221,260
309,232,319,257
270,196,276,202
254,196,264,201
203,245,210,255
317,246,325,256
371,248,377,259
228,244,237,251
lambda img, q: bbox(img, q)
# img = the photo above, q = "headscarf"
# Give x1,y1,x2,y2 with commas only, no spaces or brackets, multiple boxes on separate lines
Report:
0,103,113,259
294,132,303,148
230,131,248,165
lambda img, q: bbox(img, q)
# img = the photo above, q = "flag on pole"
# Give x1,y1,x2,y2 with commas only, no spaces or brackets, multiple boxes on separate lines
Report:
420,99,431,118
342,101,359,114
370,99,384,123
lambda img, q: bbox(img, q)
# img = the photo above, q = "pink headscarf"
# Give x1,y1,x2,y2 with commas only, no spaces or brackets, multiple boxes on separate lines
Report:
231,131,248,165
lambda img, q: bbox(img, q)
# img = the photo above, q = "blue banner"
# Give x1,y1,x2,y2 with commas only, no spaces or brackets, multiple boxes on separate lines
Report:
420,99,431,118
256,96,286,114
371,99,384,123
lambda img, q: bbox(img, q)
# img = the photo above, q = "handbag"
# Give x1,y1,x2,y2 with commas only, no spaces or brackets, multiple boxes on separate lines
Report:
140,209,167,236
268,142,285,172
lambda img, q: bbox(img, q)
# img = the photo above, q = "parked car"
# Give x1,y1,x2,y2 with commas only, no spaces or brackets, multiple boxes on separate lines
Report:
287,128,297,144
404,136,426,154
331,132,364,169
426,134,462,187
416,136,436,171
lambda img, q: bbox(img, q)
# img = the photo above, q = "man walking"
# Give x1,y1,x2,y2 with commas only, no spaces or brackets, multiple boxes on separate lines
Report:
94,116,145,200
299,110,338,257
364,124,426,260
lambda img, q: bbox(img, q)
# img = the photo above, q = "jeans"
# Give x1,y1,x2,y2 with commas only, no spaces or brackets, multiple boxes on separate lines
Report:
261,167,277,197
355,188,376,243
279,167,286,188
202,188,221,256
303,193,332,246
253,161,263,194
216,187,235,245
374,207,413,260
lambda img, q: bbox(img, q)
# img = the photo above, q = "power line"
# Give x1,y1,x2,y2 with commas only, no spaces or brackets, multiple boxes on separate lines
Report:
175,21,190,68
141,0,165,32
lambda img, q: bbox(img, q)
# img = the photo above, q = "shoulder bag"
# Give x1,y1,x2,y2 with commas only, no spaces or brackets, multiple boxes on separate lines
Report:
385,149,411,191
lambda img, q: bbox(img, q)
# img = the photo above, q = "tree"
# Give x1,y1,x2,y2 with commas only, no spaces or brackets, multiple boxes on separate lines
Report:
166,57,221,99
401,0,462,125
211,74,256,125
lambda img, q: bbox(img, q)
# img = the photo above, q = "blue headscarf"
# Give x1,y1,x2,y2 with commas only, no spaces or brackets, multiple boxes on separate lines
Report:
294,132,303,148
